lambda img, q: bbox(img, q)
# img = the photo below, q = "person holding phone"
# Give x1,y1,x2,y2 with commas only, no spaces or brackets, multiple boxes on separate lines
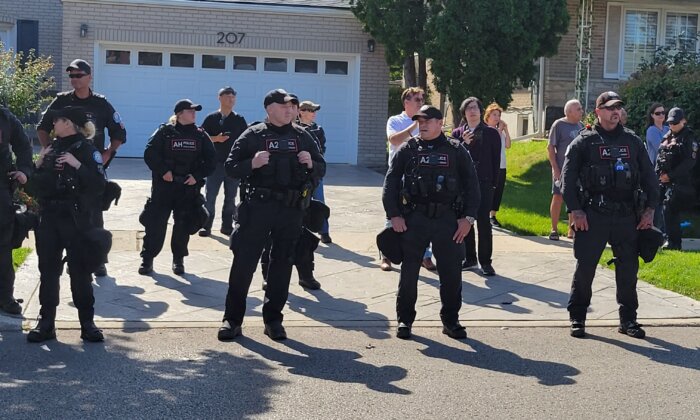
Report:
200,86,248,237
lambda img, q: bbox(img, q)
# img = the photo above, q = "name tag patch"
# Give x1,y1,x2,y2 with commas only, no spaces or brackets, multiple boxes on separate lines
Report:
266,138,299,153
418,153,449,167
171,139,198,151
599,145,630,160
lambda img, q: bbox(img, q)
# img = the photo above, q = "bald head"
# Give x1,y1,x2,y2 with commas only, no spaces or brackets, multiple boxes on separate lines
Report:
564,99,583,123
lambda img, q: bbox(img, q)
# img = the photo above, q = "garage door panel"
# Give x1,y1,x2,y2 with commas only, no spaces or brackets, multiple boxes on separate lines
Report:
96,45,358,164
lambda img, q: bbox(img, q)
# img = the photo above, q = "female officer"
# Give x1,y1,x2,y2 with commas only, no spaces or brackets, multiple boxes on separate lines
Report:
138,99,216,275
28,107,107,343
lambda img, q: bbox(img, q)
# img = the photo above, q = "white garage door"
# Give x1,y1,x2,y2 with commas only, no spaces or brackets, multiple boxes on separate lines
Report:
93,43,360,164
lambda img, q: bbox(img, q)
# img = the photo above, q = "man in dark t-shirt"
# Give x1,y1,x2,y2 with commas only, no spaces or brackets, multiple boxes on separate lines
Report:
199,86,248,236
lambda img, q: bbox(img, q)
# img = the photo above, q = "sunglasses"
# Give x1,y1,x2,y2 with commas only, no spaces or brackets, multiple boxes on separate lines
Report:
653,111,665,116
68,73,88,79
601,104,622,111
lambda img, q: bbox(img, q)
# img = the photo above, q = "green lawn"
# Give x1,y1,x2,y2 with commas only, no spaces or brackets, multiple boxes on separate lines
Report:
12,248,31,271
501,140,699,300
602,249,700,301
497,140,568,236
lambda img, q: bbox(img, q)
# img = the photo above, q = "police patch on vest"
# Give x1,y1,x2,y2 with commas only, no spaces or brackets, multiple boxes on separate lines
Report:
599,145,630,160
266,138,299,153
93,150,103,164
170,139,198,151
418,153,449,167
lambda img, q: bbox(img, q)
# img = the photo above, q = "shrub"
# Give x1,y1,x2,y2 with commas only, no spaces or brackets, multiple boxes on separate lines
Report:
619,45,700,135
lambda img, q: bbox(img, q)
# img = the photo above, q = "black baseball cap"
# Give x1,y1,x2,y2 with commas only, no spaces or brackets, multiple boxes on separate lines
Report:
287,93,300,105
412,105,443,120
174,99,202,114
263,89,295,108
595,91,624,109
666,107,685,124
46,106,89,127
218,86,237,96
66,59,91,74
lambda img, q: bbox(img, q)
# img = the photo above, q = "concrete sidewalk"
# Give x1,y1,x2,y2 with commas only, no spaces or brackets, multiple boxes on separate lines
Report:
3,159,699,331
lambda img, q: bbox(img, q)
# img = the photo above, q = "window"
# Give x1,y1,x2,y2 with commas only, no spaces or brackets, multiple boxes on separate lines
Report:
665,13,698,52
325,60,348,75
295,59,318,73
170,53,194,68
138,52,162,66
202,54,226,69
264,57,287,72
0,23,16,52
106,50,131,65
233,56,256,70
622,10,658,75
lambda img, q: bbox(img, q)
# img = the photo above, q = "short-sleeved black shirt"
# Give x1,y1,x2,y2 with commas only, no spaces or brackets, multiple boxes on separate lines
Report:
38,89,127,152
201,110,248,163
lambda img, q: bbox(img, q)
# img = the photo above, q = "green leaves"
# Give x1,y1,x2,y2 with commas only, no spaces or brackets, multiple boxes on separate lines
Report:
0,42,55,118
351,0,569,112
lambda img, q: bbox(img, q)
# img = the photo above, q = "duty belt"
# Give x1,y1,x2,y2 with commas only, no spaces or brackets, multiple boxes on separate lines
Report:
248,186,304,208
41,199,78,214
586,194,634,216
411,202,452,219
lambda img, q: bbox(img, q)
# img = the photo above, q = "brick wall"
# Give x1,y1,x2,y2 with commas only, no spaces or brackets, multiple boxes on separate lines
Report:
61,0,388,168
0,0,63,84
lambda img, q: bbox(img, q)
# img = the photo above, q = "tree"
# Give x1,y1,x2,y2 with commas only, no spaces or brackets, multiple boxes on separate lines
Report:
427,0,569,122
350,0,430,89
0,43,55,119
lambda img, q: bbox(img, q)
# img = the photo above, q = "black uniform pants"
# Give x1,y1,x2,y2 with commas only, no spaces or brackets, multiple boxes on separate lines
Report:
224,199,304,325
568,208,640,323
0,187,15,303
397,210,463,326
36,211,95,322
261,230,315,281
141,180,198,260
464,180,494,265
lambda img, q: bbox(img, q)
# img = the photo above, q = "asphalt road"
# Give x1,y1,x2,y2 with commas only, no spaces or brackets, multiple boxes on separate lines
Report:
1,326,698,419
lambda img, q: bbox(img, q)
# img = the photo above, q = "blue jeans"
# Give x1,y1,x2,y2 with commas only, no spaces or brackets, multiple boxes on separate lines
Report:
204,162,239,231
312,178,329,234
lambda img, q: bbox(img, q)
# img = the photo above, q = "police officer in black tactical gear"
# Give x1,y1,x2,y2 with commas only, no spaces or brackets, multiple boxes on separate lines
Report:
28,107,107,343
0,106,33,315
561,92,659,340
259,95,324,291
218,89,326,342
139,99,216,276
383,105,480,340
656,107,698,251
37,59,127,277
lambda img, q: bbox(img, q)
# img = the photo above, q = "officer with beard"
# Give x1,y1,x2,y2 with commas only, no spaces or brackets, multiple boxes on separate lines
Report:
383,105,480,340
218,89,326,341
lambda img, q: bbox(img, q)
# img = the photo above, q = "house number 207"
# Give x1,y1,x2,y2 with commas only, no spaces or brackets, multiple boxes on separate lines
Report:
217,32,246,45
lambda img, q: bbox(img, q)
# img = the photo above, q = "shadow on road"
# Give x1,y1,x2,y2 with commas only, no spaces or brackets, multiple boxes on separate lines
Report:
589,333,700,371
287,289,391,339
0,332,283,418
315,243,378,268
239,337,410,395
412,335,580,386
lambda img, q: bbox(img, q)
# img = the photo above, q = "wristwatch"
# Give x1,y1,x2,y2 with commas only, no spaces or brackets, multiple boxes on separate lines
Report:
464,216,476,225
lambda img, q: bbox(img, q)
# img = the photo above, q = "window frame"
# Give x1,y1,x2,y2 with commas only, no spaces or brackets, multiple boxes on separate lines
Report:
606,3,700,79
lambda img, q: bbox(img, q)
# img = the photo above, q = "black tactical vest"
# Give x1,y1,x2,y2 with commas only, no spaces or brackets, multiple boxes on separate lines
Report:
403,138,462,205
252,125,309,189
579,128,638,195
160,124,206,177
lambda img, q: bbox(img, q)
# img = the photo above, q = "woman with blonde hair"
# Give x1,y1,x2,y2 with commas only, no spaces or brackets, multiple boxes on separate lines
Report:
28,106,107,343
483,103,511,227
